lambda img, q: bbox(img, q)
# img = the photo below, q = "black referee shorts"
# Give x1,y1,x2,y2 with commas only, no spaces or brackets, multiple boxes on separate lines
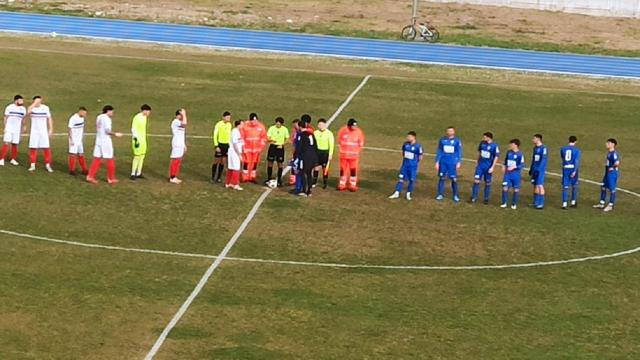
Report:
215,143,229,158
267,144,285,163
317,150,330,167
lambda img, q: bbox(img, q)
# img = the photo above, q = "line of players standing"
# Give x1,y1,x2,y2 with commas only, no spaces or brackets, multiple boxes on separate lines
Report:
389,126,621,212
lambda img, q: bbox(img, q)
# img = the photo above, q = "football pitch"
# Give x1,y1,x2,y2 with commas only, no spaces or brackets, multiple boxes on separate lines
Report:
1,36,640,359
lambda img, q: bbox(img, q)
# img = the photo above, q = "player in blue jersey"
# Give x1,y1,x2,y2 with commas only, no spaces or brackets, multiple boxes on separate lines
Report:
501,139,525,210
560,136,581,209
471,132,500,204
593,138,620,212
389,131,424,201
435,126,463,202
529,134,548,209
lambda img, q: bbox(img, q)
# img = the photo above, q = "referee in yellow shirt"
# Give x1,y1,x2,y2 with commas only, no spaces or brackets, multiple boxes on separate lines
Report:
313,118,335,189
266,117,290,187
211,111,232,183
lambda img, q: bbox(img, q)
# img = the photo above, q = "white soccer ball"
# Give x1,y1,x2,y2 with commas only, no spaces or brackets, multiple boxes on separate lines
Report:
267,179,278,189
51,32,57,38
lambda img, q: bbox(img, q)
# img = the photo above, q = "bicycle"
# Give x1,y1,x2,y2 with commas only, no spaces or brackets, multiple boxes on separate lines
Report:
401,19,440,42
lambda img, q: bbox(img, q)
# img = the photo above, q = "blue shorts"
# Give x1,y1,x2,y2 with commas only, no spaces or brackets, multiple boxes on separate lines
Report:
474,165,493,183
530,169,546,186
561,169,579,187
438,161,457,179
502,172,521,189
399,165,418,182
602,171,618,191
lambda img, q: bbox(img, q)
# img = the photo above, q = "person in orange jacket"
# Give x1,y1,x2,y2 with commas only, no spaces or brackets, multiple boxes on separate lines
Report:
241,113,267,182
337,118,365,191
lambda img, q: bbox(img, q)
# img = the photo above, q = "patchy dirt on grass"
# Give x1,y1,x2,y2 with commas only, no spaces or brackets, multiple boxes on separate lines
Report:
2,0,640,53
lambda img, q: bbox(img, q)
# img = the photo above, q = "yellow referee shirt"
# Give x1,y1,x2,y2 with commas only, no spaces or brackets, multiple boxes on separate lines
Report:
267,125,290,146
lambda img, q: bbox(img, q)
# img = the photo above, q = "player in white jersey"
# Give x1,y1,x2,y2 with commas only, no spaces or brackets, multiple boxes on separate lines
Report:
169,109,188,184
27,96,54,172
86,105,123,184
67,107,89,175
1,95,26,166
225,120,244,191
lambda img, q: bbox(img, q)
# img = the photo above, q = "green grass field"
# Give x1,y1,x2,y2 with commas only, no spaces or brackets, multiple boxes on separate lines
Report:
1,37,639,359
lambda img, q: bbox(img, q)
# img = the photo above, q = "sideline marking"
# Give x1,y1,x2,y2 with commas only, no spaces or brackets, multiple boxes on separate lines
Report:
143,75,370,359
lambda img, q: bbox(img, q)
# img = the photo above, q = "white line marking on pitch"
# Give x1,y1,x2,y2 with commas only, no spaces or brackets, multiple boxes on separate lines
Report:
143,75,370,360
2,228,640,271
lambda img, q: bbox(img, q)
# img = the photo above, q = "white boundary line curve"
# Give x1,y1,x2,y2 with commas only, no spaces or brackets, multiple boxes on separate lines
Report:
142,75,370,360
3,229,639,271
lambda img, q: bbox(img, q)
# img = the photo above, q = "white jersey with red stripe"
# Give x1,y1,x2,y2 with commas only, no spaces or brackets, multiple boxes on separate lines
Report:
4,104,27,133
29,104,51,135
95,114,112,143
171,119,186,148
68,113,85,140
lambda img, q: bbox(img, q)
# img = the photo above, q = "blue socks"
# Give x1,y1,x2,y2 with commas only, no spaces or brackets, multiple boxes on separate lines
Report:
571,186,578,203
513,191,520,205
451,181,459,198
395,180,403,193
502,190,508,205
407,180,415,193
562,188,569,203
484,184,491,201
472,183,480,200
610,191,616,204
600,188,607,202
438,178,445,196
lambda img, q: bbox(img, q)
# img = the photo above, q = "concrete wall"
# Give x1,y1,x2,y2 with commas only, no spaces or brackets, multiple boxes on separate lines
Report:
429,0,640,17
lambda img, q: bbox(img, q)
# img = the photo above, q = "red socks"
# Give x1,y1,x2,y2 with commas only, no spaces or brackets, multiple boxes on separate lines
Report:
68,155,88,173
169,159,182,178
11,144,17,160
106,159,116,180
68,155,76,172
43,148,52,165
87,158,102,179
0,144,7,159
29,149,37,164
28,148,52,164
78,155,87,173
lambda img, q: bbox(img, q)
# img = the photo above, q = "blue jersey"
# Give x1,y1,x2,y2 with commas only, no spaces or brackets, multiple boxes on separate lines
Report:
401,142,423,168
606,150,620,172
477,141,499,168
560,145,581,170
435,136,462,165
504,150,524,173
531,145,548,172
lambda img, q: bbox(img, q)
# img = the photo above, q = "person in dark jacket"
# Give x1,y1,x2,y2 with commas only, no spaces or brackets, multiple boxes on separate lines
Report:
296,114,319,197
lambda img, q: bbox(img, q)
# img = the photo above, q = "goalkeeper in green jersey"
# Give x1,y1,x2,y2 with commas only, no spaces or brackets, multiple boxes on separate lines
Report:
130,104,151,180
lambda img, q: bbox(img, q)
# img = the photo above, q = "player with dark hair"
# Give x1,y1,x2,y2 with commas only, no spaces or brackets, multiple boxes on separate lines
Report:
1,95,27,166
86,105,123,184
67,106,89,175
313,118,334,189
501,139,525,210
389,131,423,201
295,115,318,197
266,117,289,187
169,109,188,184
530,133,548,209
560,136,581,209
211,111,232,183
131,104,152,179
471,132,499,204
593,138,620,212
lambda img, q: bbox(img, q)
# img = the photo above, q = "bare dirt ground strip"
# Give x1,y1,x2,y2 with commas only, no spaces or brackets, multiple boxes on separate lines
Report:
2,0,640,53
